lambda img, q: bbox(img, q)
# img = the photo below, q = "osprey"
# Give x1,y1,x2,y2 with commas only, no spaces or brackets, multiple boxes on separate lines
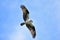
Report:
20,5,36,38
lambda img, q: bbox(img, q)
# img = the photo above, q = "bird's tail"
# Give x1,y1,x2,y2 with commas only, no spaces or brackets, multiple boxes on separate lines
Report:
20,22,25,26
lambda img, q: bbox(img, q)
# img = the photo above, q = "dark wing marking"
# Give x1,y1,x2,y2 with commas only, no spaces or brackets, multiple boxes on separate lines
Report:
26,22,36,38
20,5,29,21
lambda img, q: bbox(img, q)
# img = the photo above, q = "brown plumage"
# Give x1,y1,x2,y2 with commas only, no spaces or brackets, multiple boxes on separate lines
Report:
20,5,36,38
20,5,29,21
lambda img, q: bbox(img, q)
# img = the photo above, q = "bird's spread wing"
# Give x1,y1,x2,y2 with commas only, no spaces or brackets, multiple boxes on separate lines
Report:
26,22,36,38
20,5,36,38
20,5,29,21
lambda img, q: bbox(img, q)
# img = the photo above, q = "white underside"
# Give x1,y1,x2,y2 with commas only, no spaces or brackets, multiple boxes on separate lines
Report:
25,19,33,24
25,19,31,22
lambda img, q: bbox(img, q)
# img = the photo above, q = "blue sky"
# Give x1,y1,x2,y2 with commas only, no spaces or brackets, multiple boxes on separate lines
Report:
0,0,60,40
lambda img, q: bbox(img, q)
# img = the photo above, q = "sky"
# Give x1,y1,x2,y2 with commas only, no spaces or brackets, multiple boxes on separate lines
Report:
0,0,60,40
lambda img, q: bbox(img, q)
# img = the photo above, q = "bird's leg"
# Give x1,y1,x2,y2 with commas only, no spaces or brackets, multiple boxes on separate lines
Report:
20,22,25,26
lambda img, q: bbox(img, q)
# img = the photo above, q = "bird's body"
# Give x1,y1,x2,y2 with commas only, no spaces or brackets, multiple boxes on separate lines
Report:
20,5,36,38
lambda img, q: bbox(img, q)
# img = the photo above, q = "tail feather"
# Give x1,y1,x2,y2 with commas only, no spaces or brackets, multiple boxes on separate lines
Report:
20,22,25,26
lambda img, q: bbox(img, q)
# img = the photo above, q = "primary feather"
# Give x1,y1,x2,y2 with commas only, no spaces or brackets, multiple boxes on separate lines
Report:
20,5,29,21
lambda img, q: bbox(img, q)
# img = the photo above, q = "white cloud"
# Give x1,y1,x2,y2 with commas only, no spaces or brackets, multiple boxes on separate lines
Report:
8,25,27,40
9,32,26,40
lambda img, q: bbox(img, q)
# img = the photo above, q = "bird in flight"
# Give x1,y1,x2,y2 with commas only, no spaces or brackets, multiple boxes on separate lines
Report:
20,5,36,38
